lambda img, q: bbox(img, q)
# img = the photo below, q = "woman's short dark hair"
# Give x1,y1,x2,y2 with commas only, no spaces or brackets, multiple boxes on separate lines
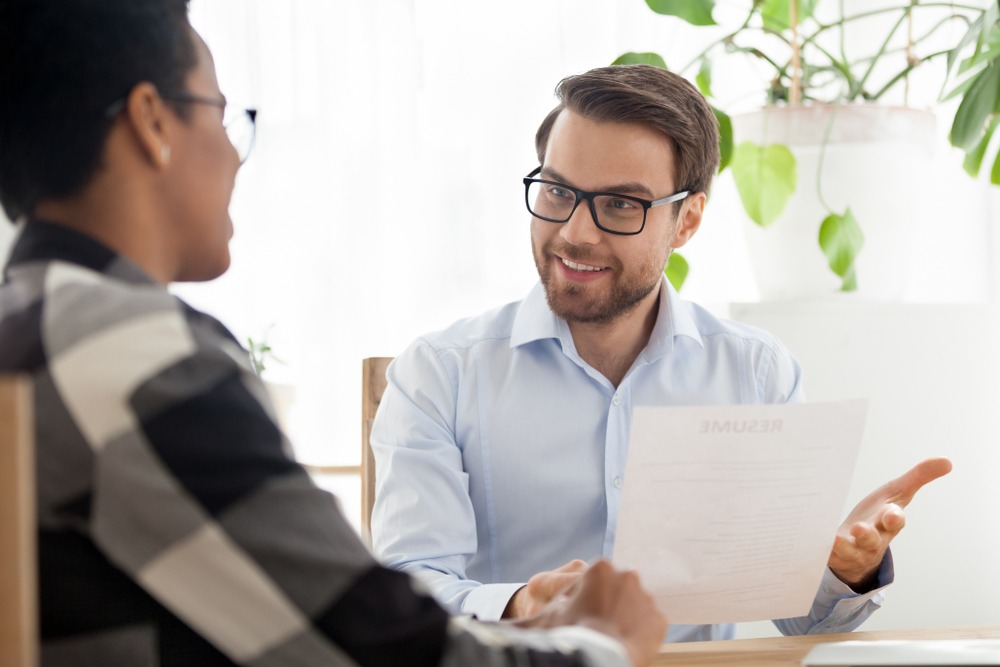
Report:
0,0,196,221
535,65,720,197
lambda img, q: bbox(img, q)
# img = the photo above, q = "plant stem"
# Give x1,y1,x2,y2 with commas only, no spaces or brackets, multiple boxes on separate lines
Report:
839,0,848,66
815,106,839,215
676,0,986,104
905,0,914,104
678,5,755,75
728,44,787,73
791,0,802,105
800,3,982,56
870,48,953,100
850,6,912,99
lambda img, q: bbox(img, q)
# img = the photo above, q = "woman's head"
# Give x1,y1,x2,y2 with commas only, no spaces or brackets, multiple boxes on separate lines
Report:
0,0,195,221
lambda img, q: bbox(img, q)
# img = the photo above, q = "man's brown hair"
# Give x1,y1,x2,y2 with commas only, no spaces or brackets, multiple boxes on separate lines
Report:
535,65,720,197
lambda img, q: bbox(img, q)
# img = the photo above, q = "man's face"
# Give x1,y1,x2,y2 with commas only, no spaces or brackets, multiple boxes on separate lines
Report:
164,28,241,282
530,109,691,324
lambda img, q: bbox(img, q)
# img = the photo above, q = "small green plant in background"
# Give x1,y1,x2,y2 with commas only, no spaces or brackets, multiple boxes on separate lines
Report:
617,0,1000,292
247,326,285,377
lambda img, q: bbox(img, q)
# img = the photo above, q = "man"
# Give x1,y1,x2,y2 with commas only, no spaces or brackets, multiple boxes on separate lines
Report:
0,2,668,665
371,64,952,641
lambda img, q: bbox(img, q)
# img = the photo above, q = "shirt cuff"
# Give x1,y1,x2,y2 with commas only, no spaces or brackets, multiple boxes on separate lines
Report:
461,582,527,621
818,548,894,603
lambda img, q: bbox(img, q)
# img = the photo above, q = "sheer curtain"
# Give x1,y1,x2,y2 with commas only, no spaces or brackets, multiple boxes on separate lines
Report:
179,0,997,469
179,0,757,467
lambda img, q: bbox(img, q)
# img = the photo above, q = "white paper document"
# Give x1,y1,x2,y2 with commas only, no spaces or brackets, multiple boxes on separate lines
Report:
612,400,868,625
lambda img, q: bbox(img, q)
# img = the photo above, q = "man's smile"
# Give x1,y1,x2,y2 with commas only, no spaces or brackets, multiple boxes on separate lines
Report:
560,257,608,273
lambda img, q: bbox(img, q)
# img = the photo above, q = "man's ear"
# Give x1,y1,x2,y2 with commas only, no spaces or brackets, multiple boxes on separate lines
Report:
670,192,705,249
122,82,173,169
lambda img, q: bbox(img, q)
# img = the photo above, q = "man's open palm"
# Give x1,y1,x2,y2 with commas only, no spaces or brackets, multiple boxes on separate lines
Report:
829,457,952,588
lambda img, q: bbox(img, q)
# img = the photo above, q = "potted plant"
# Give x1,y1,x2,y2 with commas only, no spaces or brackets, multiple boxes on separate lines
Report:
247,326,295,432
616,0,999,296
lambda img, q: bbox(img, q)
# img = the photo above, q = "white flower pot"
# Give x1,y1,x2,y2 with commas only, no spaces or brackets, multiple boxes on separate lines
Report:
732,105,936,301
265,380,296,434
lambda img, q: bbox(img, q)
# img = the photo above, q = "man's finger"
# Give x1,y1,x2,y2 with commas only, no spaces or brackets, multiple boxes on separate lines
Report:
891,457,952,506
877,503,906,533
849,522,881,550
830,534,862,563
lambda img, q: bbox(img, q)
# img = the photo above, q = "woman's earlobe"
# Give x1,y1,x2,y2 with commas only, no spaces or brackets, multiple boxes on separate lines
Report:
124,82,173,168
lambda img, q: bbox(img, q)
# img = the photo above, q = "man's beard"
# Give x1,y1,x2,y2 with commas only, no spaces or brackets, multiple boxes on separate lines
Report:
535,241,662,324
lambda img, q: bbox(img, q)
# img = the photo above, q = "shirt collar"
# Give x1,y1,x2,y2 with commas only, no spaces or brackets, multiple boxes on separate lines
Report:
4,220,158,286
509,276,704,358
510,282,562,348
643,277,704,362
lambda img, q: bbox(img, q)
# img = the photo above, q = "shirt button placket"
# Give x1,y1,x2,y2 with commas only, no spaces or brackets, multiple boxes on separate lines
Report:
603,385,629,553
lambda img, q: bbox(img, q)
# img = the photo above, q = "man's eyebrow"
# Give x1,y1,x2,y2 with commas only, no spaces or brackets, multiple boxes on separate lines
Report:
541,167,656,199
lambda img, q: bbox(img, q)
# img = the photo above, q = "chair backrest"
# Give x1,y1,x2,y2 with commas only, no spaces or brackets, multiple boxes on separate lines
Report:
0,375,37,667
360,357,392,547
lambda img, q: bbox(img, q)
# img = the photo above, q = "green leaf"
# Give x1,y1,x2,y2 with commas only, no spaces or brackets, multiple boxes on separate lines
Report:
612,52,668,69
992,145,1000,186
950,62,1000,150
730,141,797,227
645,0,716,26
942,70,981,103
665,252,689,291
818,208,865,292
945,15,986,76
967,33,1000,71
713,106,733,173
696,58,713,97
760,0,818,33
963,117,999,177
956,26,1000,76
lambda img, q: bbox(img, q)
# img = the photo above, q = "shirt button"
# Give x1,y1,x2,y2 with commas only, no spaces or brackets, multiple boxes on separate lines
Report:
613,476,623,489
612,395,622,406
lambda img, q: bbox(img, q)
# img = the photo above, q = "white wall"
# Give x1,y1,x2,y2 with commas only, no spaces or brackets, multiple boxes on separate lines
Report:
732,300,1000,636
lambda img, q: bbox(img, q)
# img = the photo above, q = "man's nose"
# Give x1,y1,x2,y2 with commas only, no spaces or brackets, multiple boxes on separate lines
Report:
559,199,602,246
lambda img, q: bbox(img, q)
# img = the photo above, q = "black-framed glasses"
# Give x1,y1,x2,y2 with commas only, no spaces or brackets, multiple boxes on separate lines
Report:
104,90,257,164
523,166,690,236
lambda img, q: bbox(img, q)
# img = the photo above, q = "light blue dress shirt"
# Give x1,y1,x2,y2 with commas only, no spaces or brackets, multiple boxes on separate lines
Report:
372,279,890,642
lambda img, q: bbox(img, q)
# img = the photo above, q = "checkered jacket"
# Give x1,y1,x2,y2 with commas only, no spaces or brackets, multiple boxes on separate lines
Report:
0,221,628,667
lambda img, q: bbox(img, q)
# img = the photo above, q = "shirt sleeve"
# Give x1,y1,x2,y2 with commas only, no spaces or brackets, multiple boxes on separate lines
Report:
370,339,523,620
63,297,626,666
773,553,893,635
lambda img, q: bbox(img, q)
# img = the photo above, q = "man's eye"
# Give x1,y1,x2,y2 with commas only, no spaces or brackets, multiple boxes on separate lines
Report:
547,186,573,200
606,197,636,210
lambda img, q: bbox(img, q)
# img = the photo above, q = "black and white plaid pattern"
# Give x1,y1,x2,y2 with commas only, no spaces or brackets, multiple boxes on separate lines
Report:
0,221,628,667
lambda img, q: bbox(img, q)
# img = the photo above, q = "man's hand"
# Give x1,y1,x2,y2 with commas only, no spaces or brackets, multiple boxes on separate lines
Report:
503,559,588,619
520,559,667,667
829,457,952,589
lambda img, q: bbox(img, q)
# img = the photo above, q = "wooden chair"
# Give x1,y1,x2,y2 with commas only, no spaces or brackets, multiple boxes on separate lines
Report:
360,357,392,547
0,375,37,667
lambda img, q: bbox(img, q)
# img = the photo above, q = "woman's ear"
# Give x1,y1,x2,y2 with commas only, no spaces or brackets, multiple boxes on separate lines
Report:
122,82,173,169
